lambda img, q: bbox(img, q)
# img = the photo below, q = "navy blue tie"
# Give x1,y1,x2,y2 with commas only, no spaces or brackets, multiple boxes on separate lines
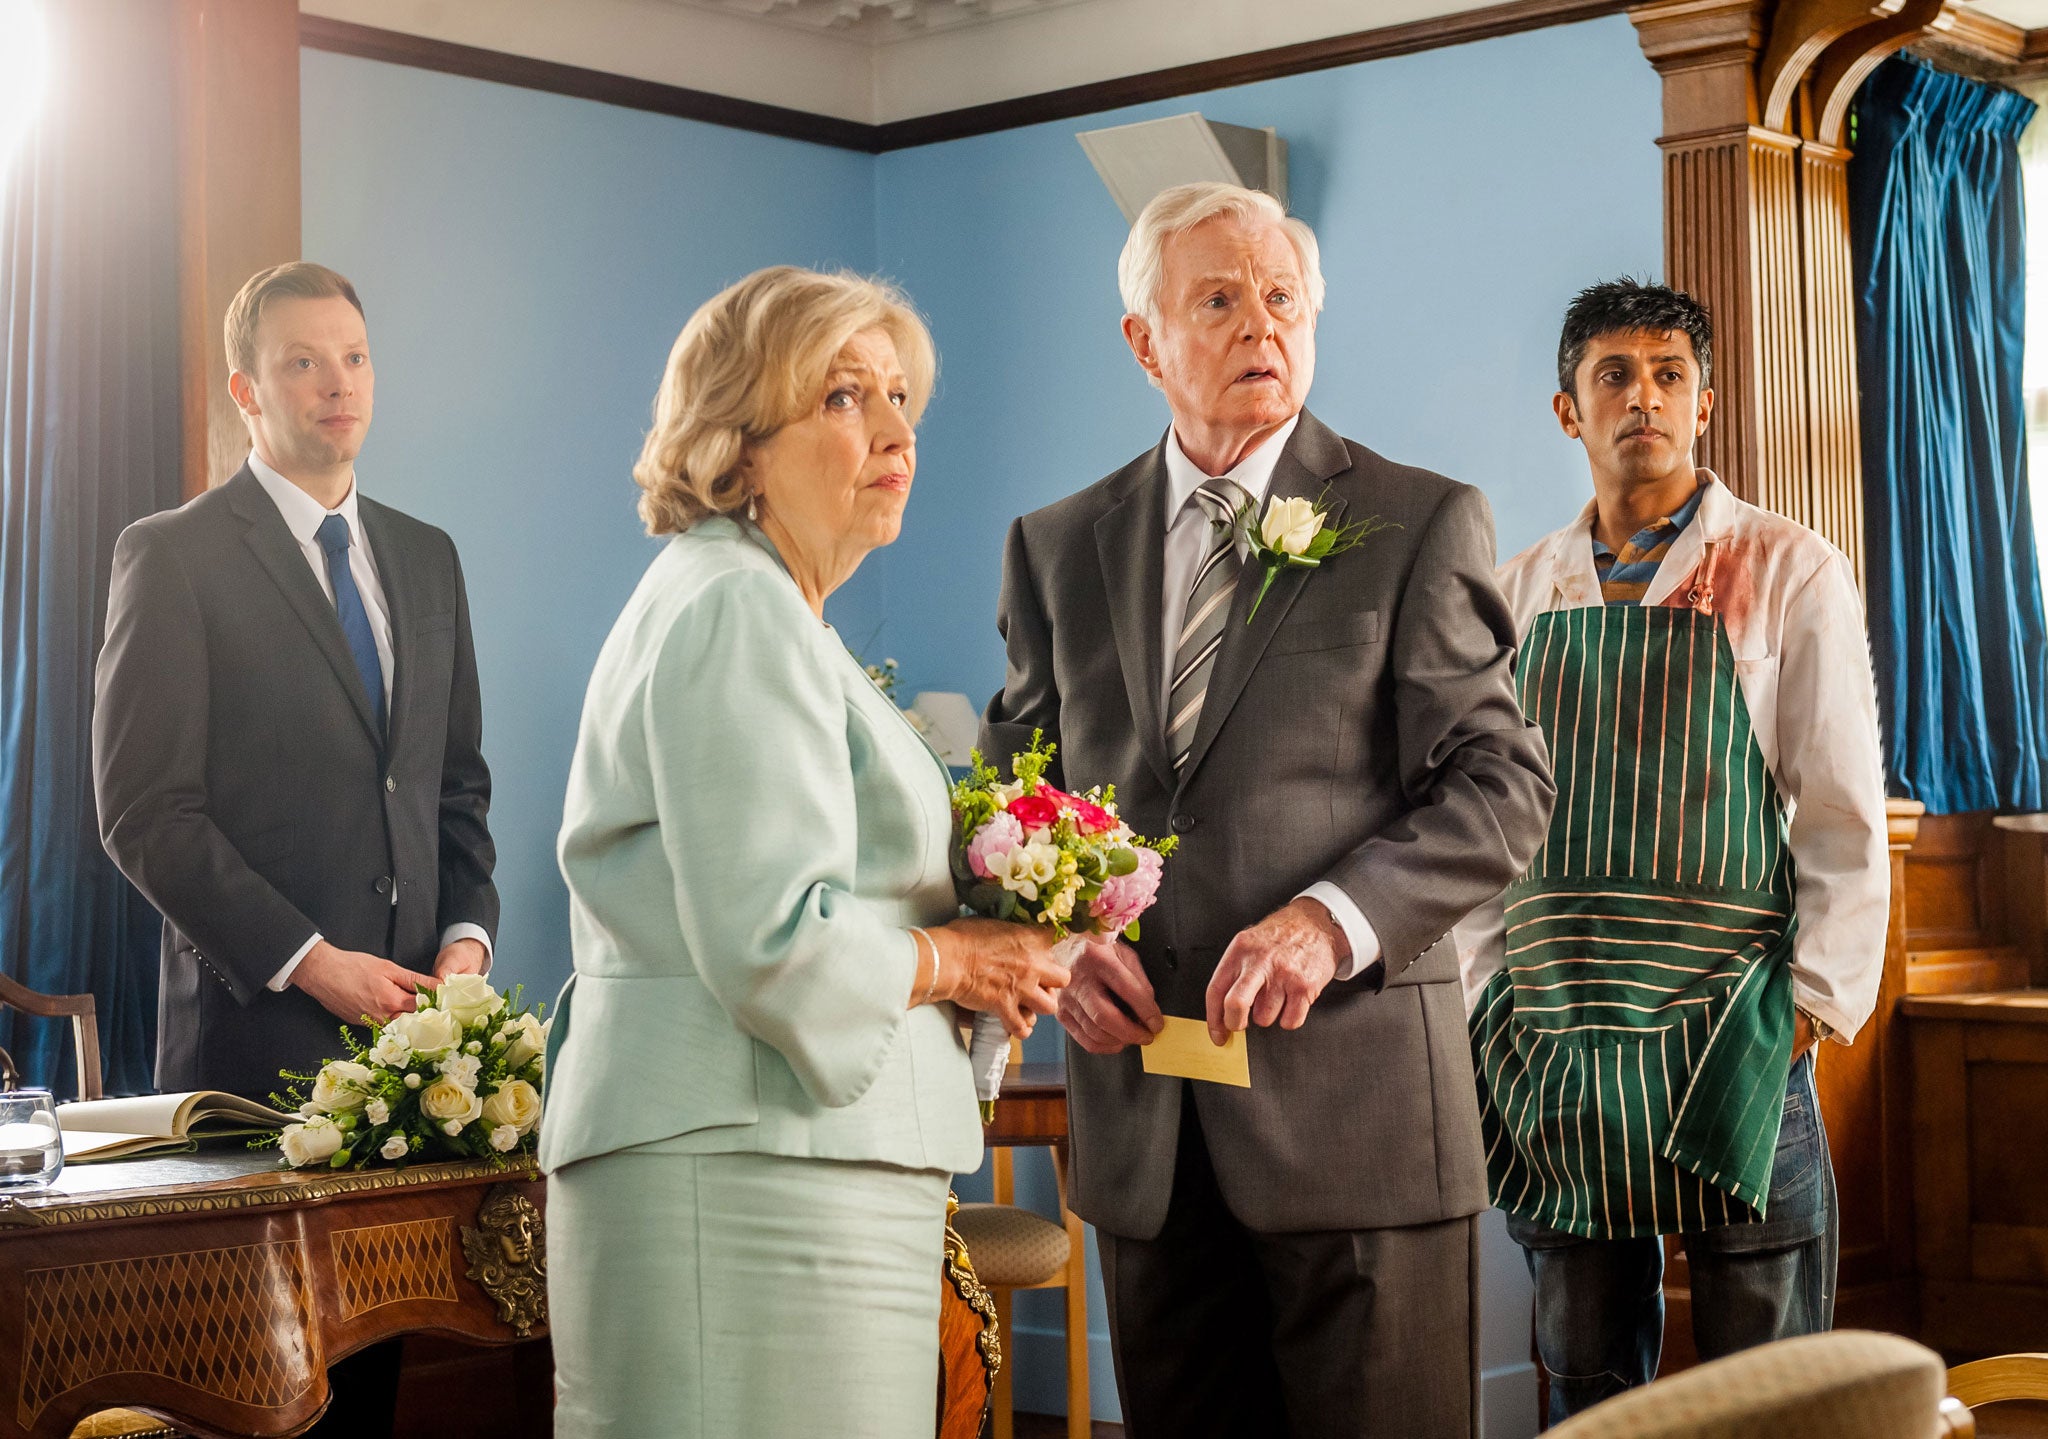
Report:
315,513,386,733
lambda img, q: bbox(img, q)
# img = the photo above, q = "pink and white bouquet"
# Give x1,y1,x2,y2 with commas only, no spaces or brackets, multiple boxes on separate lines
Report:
951,732,1176,1112
269,975,549,1171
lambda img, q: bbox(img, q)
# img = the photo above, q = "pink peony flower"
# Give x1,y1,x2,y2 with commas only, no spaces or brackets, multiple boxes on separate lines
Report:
1089,847,1164,933
967,811,1026,880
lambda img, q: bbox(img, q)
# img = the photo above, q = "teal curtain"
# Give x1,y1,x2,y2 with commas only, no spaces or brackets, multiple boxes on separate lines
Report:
1,1,184,1095
1851,58,2045,814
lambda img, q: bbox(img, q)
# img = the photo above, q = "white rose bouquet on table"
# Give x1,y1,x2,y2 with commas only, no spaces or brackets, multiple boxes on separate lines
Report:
268,975,550,1171
950,731,1177,1118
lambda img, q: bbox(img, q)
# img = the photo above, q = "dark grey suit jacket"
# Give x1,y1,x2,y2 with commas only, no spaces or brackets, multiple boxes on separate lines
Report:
982,411,1554,1238
93,465,498,1097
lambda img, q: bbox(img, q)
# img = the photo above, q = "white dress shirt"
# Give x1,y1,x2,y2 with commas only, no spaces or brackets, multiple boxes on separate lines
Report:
1454,473,1890,1042
1158,417,1384,983
246,453,492,989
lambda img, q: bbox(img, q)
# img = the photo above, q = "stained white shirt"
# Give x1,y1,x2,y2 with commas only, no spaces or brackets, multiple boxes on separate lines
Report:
246,453,492,988
1157,415,1384,984
1454,472,1890,1042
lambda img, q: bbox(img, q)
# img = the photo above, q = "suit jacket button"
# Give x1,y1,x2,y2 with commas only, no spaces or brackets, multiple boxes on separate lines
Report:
1170,813,1196,834
374,876,392,895
385,775,397,793
1163,946,1179,970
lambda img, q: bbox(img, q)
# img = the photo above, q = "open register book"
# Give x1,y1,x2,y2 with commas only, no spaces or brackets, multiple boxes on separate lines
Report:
55,1092,294,1162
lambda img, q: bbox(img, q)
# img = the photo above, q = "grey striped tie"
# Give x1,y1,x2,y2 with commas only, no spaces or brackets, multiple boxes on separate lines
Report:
1167,476,1249,770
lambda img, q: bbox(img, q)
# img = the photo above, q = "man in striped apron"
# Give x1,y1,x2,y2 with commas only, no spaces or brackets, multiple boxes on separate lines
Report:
1457,281,1889,1422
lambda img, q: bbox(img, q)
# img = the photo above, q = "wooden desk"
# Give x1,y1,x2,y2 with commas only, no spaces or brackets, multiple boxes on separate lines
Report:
982,1062,1068,1149
0,1149,546,1439
1905,989,2048,1356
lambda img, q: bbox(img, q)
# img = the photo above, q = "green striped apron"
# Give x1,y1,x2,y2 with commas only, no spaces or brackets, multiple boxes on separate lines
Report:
1471,587,1798,1239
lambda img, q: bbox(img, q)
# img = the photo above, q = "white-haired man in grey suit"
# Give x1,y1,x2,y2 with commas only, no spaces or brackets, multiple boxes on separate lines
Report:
982,183,1555,1438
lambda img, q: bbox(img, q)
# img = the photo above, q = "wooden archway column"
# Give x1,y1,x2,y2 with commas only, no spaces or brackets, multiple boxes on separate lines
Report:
1629,0,1942,592
1628,0,1955,1353
174,0,302,498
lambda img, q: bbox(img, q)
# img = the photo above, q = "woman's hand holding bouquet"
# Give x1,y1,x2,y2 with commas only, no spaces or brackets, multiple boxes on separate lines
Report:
949,733,1177,1116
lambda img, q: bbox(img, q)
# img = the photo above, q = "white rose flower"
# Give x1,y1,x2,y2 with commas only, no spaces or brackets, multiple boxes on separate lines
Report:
366,1099,390,1126
369,1029,412,1067
404,1073,422,1089
279,1116,344,1167
420,1075,484,1127
379,1133,409,1160
443,1119,463,1137
500,1013,546,1070
309,1060,373,1113
489,1125,519,1152
388,1005,462,1059
437,1053,482,1089
480,1079,541,1137
435,972,502,1029
1259,495,1323,557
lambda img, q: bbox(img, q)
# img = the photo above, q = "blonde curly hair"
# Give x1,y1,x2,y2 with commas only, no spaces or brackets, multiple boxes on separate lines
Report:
633,267,937,535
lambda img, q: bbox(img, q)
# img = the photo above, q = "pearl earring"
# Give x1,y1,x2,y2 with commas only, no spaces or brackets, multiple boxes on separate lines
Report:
746,493,759,522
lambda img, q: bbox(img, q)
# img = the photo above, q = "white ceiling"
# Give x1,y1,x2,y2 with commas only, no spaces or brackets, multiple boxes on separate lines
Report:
672,0,1093,40
1975,0,2048,26
299,0,2048,127
300,0,1529,125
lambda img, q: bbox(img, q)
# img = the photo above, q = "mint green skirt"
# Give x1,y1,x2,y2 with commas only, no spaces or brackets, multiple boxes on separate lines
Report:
547,1148,951,1438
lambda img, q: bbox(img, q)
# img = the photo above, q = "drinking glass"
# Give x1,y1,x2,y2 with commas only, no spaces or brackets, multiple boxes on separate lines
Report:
0,1089,62,1189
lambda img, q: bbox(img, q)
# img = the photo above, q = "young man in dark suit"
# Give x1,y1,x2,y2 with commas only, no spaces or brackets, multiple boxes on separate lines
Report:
94,260,498,1096
94,260,499,1436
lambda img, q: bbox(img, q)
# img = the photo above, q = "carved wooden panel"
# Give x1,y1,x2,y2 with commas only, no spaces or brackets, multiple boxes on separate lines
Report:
331,1217,460,1320
19,1241,316,1429
1907,994,2048,1354
1797,142,1866,590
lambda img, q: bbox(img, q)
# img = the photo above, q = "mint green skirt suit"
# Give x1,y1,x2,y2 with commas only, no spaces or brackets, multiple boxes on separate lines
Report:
540,518,982,1438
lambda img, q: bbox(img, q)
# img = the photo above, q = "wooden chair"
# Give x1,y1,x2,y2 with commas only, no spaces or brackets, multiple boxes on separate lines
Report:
952,1043,1089,1439
0,972,103,1100
1945,1352,2048,1436
0,978,163,1438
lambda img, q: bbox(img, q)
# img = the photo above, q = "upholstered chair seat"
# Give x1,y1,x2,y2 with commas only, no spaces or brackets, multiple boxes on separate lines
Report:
950,1202,1071,1289
1549,1331,1946,1439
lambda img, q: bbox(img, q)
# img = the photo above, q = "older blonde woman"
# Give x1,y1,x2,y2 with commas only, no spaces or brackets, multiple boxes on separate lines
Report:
541,267,1066,1438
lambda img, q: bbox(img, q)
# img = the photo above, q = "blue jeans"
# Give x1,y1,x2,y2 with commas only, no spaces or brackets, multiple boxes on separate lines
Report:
1506,1051,1837,1424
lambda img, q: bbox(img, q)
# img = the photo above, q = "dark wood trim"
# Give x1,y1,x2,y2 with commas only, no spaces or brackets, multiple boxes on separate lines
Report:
300,0,1636,154
1908,5,2048,82
870,0,1634,149
297,14,878,151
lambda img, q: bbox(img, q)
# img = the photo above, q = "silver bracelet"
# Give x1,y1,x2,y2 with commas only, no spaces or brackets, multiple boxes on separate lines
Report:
910,926,942,1006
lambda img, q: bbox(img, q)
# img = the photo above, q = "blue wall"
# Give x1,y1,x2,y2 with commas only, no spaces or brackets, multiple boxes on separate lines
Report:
301,49,877,1004
302,17,1660,1432
845,17,1661,707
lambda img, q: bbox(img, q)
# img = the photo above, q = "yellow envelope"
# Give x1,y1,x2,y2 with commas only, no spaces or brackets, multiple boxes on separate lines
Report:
1140,1016,1251,1088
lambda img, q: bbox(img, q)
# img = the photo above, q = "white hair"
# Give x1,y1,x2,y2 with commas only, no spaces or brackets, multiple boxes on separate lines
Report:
1116,182,1326,326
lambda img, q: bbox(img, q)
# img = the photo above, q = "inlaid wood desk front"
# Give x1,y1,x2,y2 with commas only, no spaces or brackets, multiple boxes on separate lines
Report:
0,1150,546,1438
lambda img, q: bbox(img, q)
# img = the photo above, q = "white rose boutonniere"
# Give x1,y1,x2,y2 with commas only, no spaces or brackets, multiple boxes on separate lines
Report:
1226,488,1400,622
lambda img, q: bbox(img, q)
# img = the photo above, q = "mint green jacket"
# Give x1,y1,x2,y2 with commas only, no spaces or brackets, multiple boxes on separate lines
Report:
538,519,980,1175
